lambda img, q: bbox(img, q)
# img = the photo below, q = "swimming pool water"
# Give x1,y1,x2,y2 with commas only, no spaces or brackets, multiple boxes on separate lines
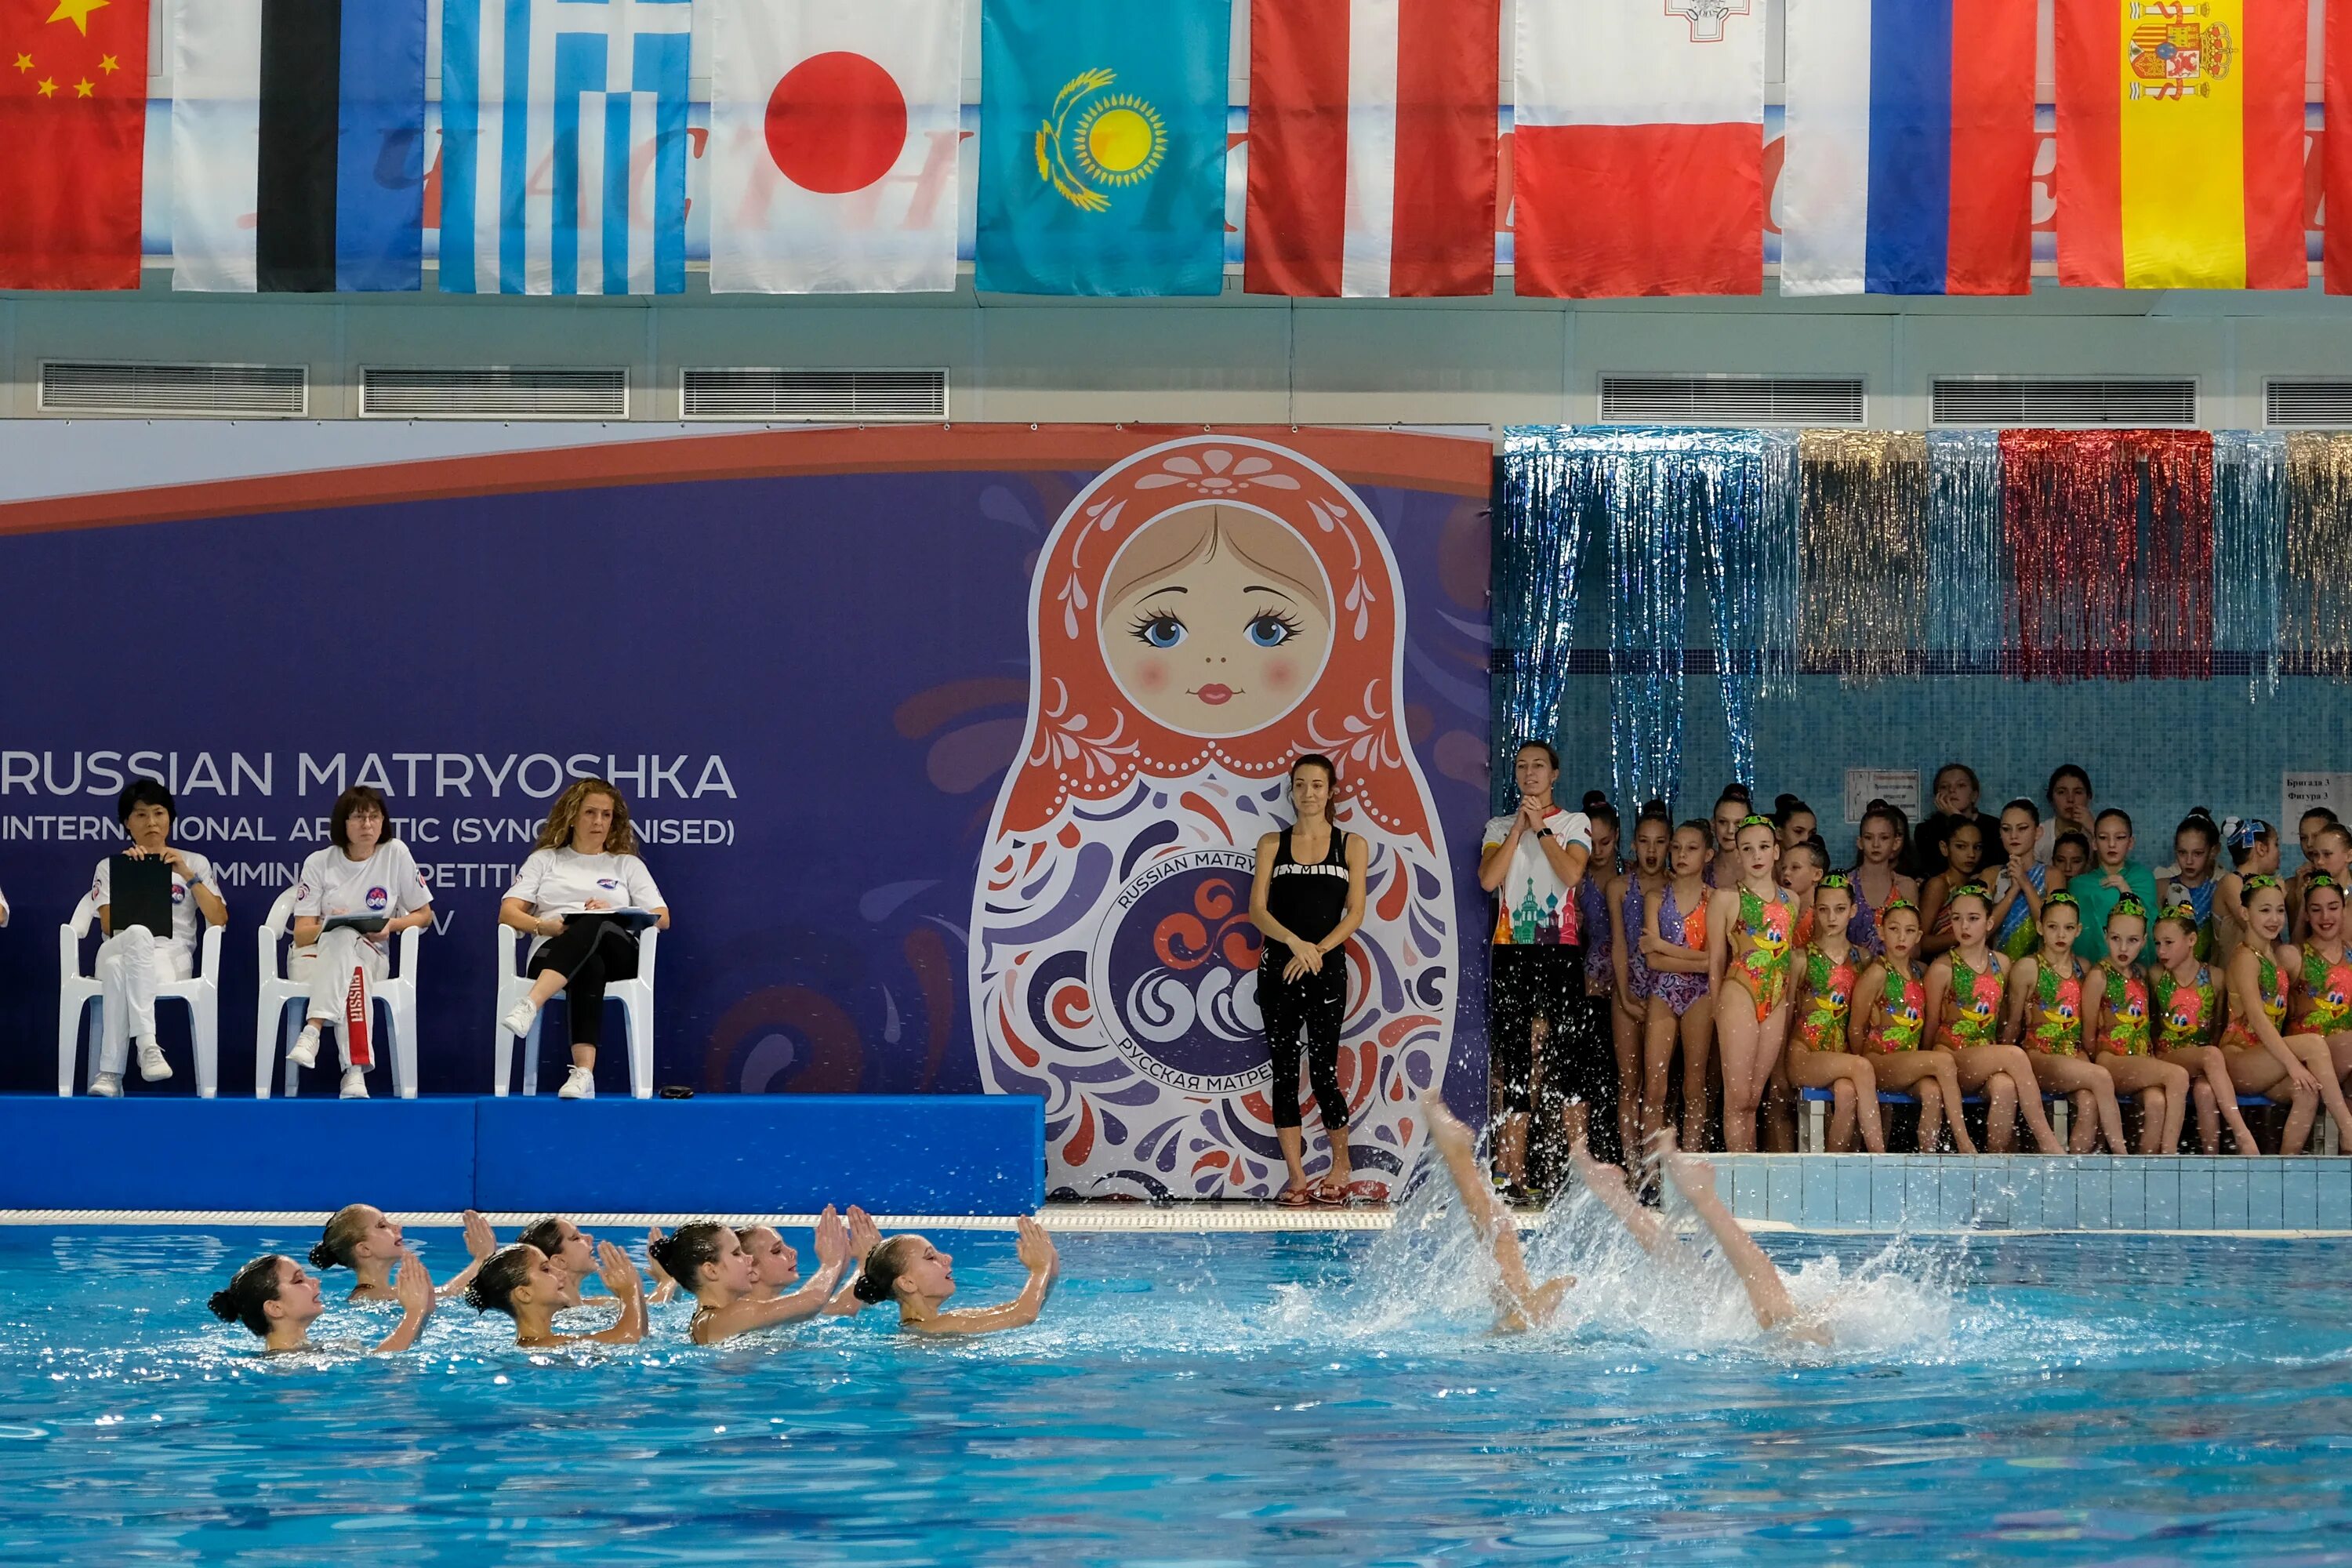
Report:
4,1203,2352,1564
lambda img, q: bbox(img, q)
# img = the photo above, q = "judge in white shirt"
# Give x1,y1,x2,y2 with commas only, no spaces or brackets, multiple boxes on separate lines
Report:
87,779,229,1095
0,876,9,926
286,787,435,1098
498,779,670,1100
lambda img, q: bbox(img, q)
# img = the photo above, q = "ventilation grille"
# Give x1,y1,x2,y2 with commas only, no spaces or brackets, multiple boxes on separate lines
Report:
1932,376,2198,427
39,361,307,417
2266,380,2352,429
361,366,629,419
681,367,949,422
1598,375,1864,426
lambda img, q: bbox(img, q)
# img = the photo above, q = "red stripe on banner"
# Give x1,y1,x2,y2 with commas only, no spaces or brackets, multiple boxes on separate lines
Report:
1242,0,1351,297
1388,0,1499,296
344,967,372,1071
2333,0,2352,293
2241,0,2308,290
1944,0,2036,296
2053,0,2123,289
1512,122,1760,297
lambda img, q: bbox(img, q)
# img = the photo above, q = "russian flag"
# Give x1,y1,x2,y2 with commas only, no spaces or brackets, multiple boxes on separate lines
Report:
1778,0,2036,296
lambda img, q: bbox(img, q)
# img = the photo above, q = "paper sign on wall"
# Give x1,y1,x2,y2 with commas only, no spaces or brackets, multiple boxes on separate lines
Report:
1845,768,1919,825
2284,772,2352,840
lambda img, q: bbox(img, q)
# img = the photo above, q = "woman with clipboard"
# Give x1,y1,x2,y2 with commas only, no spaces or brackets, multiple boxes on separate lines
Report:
88,779,229,1095
287,787,435,1098
498,779,670,1100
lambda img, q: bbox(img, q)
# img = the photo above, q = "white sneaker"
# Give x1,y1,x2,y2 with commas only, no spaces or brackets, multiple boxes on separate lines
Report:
503,1001,539,1038
557,1066,596,1100
136,1040,172,1082
339,1066,369,1099
289,1024,321,1069
88,1072,122,1098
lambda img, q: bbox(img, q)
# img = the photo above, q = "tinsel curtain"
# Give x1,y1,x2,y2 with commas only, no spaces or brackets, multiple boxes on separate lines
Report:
1926,430,2006,672
1998,429,2214,682
2286,433,2352,678
1692,430,1799,787
1798,430,1928,684
1494,429,1598,810
2214,431,2285,700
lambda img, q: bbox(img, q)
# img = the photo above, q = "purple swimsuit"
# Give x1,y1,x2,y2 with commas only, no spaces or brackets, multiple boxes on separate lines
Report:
1622,878,1657,1000
1651,882,1711,1016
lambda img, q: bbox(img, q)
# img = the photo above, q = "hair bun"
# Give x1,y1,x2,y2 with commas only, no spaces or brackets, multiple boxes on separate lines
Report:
463,1279,494,1312
1582,789,1610,813
306,1241,338,1269
646,1235,682,1279
206,1288,239,1322
851,1269,891,1305
1867,797,1888,811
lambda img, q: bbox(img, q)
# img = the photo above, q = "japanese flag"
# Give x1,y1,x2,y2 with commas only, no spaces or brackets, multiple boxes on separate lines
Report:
709,0,971,293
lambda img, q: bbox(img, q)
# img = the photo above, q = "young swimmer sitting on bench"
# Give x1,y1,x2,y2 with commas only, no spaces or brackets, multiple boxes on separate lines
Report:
1421,1095,1828,1345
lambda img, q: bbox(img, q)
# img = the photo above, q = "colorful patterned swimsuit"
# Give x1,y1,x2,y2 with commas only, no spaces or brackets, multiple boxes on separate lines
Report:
1577,875,1614,990
1650,881,1711,1017
2220,953,2288,1051
2297,946,2352,1035
1863,963,1928,1052
1938,953,2007,1049
2151,966,2219,1052
1621,878,1657,1000
1725,884,1797,1022
2027,960,2085,1057
1795,946,1860,1052
2096,962,2151,1056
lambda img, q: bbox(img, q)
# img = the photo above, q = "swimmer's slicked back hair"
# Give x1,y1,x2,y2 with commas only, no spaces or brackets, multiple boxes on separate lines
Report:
310,1204,370,1270
852,1235,920,1305
518,1218,567,1258
648,1222,728,1288
209,1255,285,1337
466,1245,539,1318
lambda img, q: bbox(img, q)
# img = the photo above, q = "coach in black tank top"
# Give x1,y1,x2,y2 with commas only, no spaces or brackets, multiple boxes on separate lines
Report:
1249,753,1370,1206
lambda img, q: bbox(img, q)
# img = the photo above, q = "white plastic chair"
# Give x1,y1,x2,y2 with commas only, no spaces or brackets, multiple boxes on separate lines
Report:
58,894,223,1098
255,886,423,1098
493,921,657,1098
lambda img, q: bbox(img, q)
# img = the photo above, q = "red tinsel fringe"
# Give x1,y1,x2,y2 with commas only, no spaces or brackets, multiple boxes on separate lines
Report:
1998,429,2214,682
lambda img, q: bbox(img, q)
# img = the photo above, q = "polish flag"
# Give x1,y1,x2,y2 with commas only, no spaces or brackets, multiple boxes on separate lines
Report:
1512,0,1766,297
709,0,969,293
1243,0,1501,297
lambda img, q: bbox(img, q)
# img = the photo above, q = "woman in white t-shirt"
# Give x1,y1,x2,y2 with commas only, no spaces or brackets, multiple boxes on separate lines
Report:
286,787,435,1098
498,779,670,1100
86,779,230,1095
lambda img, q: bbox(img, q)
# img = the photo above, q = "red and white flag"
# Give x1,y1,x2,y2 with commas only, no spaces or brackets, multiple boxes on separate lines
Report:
709,0,968,293
1512,0,1765,297
1243,0,1501,297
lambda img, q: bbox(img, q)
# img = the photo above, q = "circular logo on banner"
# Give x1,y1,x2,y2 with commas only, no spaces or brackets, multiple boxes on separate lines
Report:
1088,849,1268,1094
365,887,390,912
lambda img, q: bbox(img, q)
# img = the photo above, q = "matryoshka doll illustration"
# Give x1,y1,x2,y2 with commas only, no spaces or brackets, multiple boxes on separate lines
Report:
969,437,1457,1199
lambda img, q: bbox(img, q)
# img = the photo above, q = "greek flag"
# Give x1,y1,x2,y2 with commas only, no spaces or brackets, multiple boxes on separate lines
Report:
439,0,691,295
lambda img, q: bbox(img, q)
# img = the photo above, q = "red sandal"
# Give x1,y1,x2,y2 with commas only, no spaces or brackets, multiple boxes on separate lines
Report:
1275,1185,1317,1208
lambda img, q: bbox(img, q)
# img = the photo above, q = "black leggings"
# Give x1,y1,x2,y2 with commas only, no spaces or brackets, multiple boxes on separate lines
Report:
527,918,640,1048
1259,953,1348,1133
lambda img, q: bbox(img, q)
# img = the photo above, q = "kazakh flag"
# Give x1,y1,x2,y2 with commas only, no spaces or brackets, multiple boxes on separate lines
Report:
975,0,1230,295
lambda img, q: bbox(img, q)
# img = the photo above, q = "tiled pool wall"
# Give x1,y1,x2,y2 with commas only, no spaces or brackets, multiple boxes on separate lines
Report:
1707,1155,2352,1233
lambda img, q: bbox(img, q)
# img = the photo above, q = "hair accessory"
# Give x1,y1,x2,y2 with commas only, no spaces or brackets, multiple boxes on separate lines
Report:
1817,873,1852,891
2159,902,2198,925
2309,873,2339,892
2111,895,2147,918
2042,889,2079,909
2224,816,2271,851
1882,897,1918,916
1951,883,1991,903
1737,813,1775,832
2245,873,2284,893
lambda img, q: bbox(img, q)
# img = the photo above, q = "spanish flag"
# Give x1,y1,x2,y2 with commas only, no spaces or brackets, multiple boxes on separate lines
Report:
2056,0,2306,290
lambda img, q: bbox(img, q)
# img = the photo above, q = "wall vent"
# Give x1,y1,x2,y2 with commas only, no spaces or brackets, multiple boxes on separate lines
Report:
2266,380,2352,429
1598,375,1865,426
1931,376,2198,427
39,361,307,417
681,367,949,422
361,366,629,419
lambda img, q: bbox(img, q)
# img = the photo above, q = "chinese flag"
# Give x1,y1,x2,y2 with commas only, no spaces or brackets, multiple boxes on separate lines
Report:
0,0,149,289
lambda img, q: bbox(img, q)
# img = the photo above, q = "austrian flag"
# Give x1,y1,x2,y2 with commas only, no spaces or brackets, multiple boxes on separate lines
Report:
1512,0,1766,297
1243,0,1502,298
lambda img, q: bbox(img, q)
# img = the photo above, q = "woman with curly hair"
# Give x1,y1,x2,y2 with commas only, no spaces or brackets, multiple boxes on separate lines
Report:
497,779,671,1099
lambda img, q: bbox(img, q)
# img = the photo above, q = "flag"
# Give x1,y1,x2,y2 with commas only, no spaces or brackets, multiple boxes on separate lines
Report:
440,0,692,296
975,0,1229,296
1779,0,2035,296
1243,0,1500,297
710,0,968,293
2056,0,2305,290
1512,0,1765,297
170,0,428,292
0,0,148,289
2327,0,2352,293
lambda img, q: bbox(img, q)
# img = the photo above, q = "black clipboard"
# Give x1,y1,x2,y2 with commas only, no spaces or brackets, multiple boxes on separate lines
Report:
322,914,389,935
566,908,658,933
107,855,174,938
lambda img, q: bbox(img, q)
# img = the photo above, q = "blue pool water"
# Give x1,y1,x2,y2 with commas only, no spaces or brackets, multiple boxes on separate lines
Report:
4,1200,2352,1564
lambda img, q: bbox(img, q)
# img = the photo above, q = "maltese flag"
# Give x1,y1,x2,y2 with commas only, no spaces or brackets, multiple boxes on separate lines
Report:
1512,0,1765,296
710,0,970,292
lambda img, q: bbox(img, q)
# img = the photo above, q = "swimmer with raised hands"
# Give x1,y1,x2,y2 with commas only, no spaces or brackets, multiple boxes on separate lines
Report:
853,1217,1059,1336
310,1204,497,1301
209,1248,435,1354
651,1207,852,1345
466,1239,647,1347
